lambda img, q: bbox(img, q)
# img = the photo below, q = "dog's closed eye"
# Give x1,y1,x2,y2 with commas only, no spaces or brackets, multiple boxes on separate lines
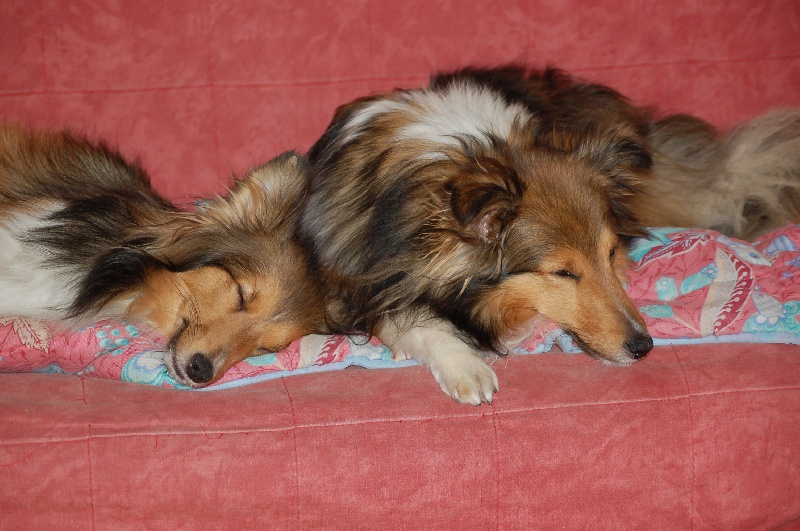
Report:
236,282,246,311
552,269,580,281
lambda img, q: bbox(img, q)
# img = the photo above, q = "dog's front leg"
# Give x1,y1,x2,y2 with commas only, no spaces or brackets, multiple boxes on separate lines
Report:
378,313,499,405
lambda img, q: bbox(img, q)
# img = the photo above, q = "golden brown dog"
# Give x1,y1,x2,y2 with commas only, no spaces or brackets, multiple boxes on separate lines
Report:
300,66,800,404
0,125,327,386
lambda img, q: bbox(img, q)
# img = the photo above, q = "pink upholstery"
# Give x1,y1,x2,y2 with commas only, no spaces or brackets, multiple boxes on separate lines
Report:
1,0,799,527
2,345,799,528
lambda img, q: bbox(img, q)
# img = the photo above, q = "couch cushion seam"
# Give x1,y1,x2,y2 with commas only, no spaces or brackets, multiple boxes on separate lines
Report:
282,377,301,530
672,346,696,531
3,386,797,445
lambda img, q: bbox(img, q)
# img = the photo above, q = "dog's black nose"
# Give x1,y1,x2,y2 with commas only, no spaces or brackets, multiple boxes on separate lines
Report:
626,334,653,360
186,353,214,383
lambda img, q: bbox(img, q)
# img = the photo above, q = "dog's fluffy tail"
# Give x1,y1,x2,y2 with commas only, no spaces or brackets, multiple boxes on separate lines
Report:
633,109,800,240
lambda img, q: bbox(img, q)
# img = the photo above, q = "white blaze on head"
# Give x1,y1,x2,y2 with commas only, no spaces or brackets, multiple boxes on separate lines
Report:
396,81,530,148
341,80,531,153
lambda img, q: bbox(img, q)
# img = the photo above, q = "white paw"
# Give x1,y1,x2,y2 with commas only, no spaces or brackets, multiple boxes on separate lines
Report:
378,314,500,406
429,355,499,405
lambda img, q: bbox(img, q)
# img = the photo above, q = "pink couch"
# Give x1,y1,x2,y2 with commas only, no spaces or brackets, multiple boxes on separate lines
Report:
1,1,799,528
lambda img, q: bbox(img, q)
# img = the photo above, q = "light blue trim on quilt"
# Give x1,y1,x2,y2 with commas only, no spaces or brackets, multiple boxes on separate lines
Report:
201,357,420,391
652,332,800,347
201,332,800,391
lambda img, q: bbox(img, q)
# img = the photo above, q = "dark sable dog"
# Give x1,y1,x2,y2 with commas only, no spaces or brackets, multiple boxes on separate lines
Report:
0,125,327,387
300,66,800,404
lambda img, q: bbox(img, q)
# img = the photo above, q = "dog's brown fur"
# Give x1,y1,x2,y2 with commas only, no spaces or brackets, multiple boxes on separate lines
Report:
635,110,800,239
301,66,800,404
0,125,327,386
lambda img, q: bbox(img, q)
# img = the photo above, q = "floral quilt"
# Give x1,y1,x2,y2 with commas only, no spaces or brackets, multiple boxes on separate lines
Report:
2,224,799,390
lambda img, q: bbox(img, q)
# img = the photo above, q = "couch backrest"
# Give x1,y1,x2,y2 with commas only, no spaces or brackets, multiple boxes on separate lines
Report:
1,0,797,202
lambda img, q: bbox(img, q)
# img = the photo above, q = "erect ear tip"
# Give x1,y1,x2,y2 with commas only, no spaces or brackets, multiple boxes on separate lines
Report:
276,150,309,172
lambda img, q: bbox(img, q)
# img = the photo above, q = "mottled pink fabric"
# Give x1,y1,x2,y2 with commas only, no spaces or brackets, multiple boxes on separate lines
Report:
1,344,798,528
1,0,799,528
0,1,797,203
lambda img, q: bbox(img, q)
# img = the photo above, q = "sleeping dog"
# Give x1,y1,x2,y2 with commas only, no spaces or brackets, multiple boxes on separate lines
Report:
300,66,800,404
0,125,327,386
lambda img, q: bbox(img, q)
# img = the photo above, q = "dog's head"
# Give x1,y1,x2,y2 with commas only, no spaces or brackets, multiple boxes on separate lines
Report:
79,153,326,386
128,261,318,387
444,130,654,364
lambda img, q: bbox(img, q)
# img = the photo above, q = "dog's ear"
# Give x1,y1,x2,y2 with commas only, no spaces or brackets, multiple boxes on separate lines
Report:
71,246,163,317
579,133,652,179
577,132,652,239
446,159,521,243
448,181,515,242
204,151,309,230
